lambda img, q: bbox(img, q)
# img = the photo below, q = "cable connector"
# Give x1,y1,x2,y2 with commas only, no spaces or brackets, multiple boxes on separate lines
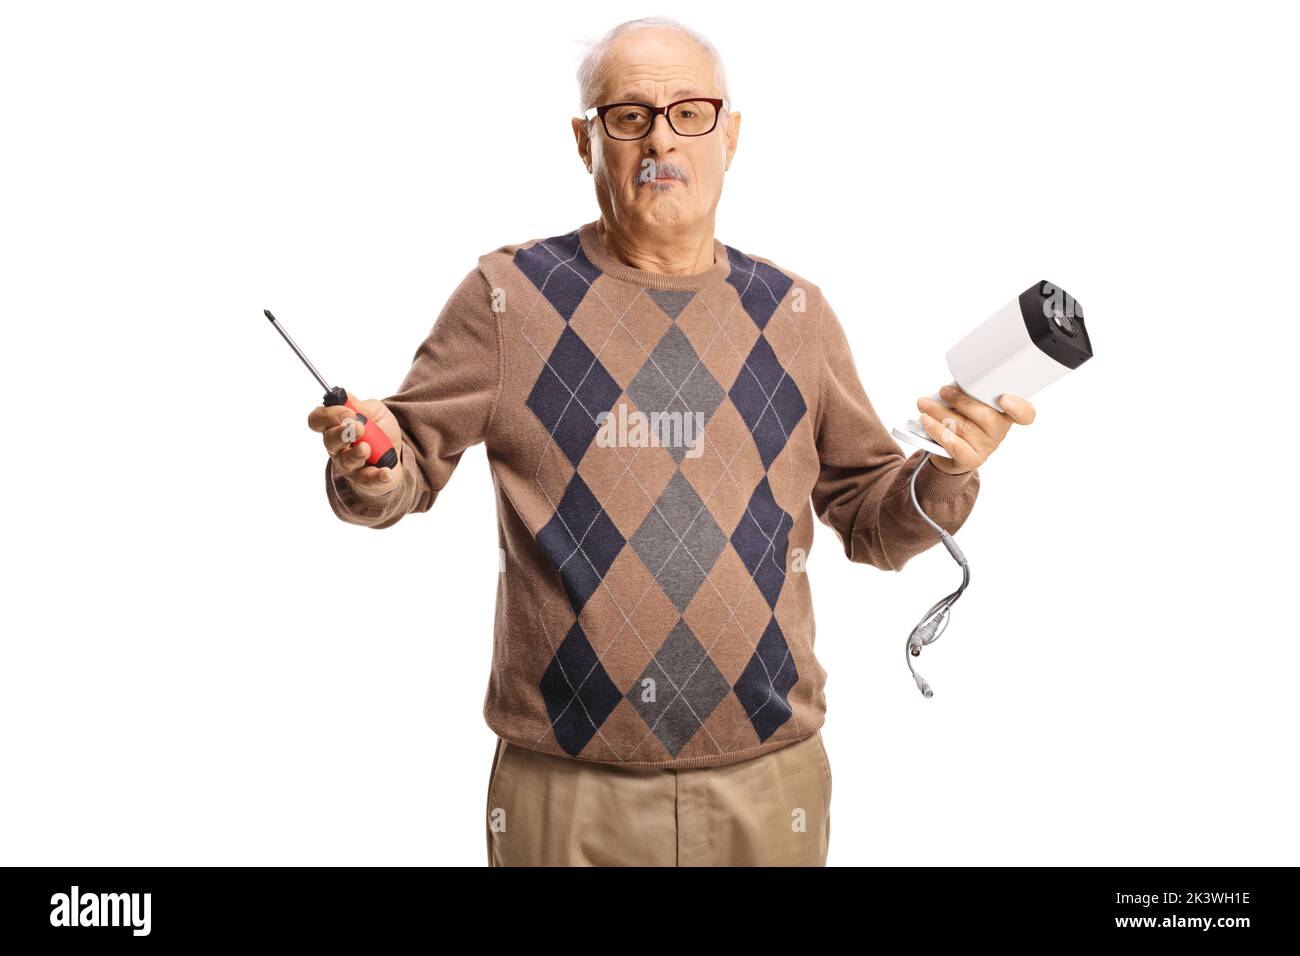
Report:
910,614,943,653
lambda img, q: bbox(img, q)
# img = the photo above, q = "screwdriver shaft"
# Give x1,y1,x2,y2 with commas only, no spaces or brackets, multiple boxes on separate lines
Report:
264,309,332,393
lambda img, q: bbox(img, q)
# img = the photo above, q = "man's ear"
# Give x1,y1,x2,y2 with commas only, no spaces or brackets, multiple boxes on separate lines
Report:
724,110,741,171
572,116,593,173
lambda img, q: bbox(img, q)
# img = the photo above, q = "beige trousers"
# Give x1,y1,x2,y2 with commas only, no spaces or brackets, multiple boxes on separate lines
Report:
486,731,832,866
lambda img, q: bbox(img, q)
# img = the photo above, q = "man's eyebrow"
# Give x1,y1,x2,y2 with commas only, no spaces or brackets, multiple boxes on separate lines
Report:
613,89,709,103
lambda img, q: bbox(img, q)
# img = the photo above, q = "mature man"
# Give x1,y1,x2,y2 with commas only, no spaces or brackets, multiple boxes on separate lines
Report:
309,17,1034,866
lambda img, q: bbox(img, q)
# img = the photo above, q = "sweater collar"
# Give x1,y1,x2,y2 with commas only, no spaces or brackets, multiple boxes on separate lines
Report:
578,219,731,291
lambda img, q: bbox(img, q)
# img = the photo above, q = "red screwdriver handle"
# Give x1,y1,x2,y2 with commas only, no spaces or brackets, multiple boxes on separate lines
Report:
324,386,398,470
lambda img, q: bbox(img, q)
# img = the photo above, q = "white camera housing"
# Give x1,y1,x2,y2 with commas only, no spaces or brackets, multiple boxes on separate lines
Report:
893,280,1093,457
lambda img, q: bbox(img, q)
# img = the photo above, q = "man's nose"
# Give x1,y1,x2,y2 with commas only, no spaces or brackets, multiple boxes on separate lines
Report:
643,111,679,152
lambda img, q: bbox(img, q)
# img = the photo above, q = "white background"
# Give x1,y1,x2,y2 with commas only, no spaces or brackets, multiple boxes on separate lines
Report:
2,0,1296,866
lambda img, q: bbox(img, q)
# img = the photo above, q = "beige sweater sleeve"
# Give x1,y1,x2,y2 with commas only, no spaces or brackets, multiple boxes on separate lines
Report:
811,291,980,571
324,266,502,529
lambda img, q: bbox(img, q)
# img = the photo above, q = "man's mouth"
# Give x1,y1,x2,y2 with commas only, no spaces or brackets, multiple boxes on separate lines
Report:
639,169,685,185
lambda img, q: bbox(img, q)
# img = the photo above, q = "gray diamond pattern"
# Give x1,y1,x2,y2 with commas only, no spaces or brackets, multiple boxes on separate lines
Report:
645,287,695,320
626,619,732,756
626,325,725,463
630,472,727,611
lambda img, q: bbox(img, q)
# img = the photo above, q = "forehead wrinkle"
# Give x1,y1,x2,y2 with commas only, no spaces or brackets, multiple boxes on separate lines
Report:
602,60,717,104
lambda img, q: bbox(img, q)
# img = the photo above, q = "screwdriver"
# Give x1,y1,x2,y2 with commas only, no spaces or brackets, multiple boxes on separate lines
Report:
264,309,398,470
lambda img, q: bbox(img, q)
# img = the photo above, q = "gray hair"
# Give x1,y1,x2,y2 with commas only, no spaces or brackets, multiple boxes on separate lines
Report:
575,17,730,115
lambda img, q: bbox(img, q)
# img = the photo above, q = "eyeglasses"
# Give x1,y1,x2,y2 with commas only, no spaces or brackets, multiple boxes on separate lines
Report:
583,97,728,141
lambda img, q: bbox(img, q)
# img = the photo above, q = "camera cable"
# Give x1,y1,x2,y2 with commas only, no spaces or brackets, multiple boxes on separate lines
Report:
904,452,970,698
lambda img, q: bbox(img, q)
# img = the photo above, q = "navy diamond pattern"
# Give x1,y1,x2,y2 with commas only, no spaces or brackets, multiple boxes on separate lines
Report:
726,247,794,330
540,621,625,756
526,326,622,467
512,230,603,321
728,334,807,469
729,476,793,610
536,473,626,611
733,616,799,743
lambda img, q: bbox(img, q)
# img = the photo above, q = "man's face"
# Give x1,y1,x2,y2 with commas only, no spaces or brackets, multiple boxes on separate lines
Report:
573,29,741,231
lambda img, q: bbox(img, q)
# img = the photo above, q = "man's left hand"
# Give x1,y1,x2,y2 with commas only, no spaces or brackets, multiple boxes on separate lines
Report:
916,385,1037,475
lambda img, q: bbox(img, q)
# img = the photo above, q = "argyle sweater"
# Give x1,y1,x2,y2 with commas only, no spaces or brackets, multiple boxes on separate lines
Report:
324,219,980,768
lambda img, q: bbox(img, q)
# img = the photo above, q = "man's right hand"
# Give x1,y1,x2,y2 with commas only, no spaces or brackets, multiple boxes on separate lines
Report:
308,391,405,497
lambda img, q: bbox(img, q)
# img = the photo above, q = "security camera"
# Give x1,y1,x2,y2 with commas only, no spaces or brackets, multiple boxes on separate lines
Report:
890,280,1094,697
893,280,1094,457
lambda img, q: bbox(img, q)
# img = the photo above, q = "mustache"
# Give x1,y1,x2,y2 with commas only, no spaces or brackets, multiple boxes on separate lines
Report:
635,162,688,185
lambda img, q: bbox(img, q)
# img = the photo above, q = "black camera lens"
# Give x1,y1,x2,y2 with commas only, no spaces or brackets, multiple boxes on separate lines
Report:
1051,310,1076,336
